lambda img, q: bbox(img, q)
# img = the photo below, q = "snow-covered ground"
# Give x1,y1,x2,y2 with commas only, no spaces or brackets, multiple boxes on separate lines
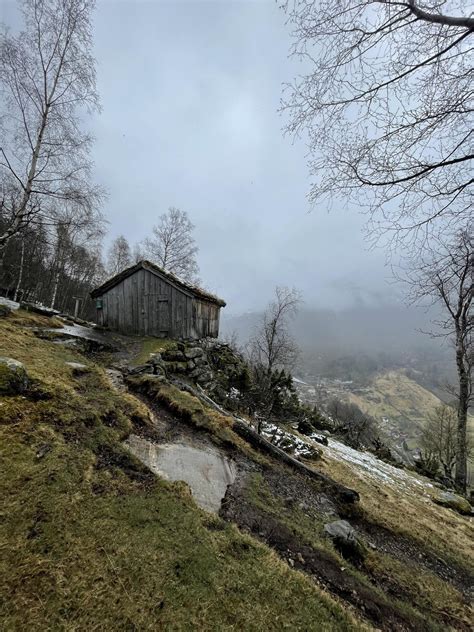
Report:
260,419,435,498
321,437,435,495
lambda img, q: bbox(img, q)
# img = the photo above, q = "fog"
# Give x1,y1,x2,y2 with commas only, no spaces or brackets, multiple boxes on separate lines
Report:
89,1,391,311
0,0,440,342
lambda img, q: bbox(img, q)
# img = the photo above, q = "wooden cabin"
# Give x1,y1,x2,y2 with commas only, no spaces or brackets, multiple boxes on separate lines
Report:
90,260,226,339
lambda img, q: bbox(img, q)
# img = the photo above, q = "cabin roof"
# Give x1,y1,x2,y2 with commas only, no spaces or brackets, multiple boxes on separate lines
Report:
90,260,226,307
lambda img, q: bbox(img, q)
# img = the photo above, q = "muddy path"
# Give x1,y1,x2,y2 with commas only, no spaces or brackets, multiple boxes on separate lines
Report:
220,470,473,632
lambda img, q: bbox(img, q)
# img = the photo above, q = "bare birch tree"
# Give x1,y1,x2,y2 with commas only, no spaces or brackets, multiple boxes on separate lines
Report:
405,227,473,492
419,404,468,482
144,207,199,282
0,0,102,263
250,286,302,374
106,235,132,276
282,1,473,247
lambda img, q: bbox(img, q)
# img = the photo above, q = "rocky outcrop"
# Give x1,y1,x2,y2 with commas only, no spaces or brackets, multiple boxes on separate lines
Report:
0,357,29,395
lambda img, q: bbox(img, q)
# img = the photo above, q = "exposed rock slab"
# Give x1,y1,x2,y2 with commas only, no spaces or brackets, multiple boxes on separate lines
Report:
125,435,237,513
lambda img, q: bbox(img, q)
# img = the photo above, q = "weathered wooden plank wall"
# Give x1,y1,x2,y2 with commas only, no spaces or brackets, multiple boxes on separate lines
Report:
96,268,221,339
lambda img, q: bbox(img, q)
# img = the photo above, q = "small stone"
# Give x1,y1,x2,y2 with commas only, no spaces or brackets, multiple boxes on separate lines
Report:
65,361,89,375
36,443,52,459
0,357,29,395
288,558,294,567
297,552,305,564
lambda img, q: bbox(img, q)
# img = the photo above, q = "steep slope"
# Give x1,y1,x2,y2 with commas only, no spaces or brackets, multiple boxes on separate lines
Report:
345,369,474,454
347,369,443,445
0,311,358,630
1,312,473,630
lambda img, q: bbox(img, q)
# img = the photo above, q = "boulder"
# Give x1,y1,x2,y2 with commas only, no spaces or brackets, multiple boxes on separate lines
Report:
324,519,365,563
164,361,188,374
194,355,208,367
0,297,20,311
196,370,213,384
148,352,163,365
312,433,329,446
433,491,472,516
184,347,204,360
162,348,186,362
189,367,206,380
0,357,29,395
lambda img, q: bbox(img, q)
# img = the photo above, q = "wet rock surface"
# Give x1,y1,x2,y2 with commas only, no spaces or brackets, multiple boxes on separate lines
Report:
126,435,237,513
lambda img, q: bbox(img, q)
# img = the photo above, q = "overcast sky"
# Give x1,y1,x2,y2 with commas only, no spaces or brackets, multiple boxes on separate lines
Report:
1,0,396,313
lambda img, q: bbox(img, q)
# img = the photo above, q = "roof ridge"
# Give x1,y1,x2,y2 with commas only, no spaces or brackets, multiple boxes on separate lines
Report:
90,260,226,307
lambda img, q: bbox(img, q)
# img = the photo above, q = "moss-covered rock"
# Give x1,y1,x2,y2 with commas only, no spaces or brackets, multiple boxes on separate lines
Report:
0,357,29,394
433,491,472,515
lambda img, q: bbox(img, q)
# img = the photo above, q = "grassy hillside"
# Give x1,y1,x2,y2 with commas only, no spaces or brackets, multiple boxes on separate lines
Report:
347,370,441,443
0,312,360,630
1,312,472,630
345,369,474,451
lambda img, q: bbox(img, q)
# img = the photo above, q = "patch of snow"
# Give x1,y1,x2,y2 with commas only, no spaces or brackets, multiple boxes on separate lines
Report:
293,377,308,385
318,437,434,495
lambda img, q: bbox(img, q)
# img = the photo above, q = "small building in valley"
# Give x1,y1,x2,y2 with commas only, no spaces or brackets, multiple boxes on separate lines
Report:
90,260,226,339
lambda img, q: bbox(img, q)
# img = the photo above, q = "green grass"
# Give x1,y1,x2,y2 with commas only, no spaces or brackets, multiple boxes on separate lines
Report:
127,375,268,463
131,336,177,366
0,313,361,631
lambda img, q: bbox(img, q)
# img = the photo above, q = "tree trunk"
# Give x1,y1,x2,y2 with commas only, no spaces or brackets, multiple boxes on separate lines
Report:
13,238,25,302
454,338,468,493
50,271,60,310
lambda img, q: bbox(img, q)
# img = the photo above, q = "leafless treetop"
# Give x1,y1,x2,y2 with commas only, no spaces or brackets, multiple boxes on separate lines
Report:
282,1,473,249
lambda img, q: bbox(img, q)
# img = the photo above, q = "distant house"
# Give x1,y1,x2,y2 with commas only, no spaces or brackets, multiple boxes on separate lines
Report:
90,260,226,339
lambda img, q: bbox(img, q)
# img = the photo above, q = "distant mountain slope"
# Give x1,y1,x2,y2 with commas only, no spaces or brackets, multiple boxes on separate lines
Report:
346,369,473,455
347,369,443,447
